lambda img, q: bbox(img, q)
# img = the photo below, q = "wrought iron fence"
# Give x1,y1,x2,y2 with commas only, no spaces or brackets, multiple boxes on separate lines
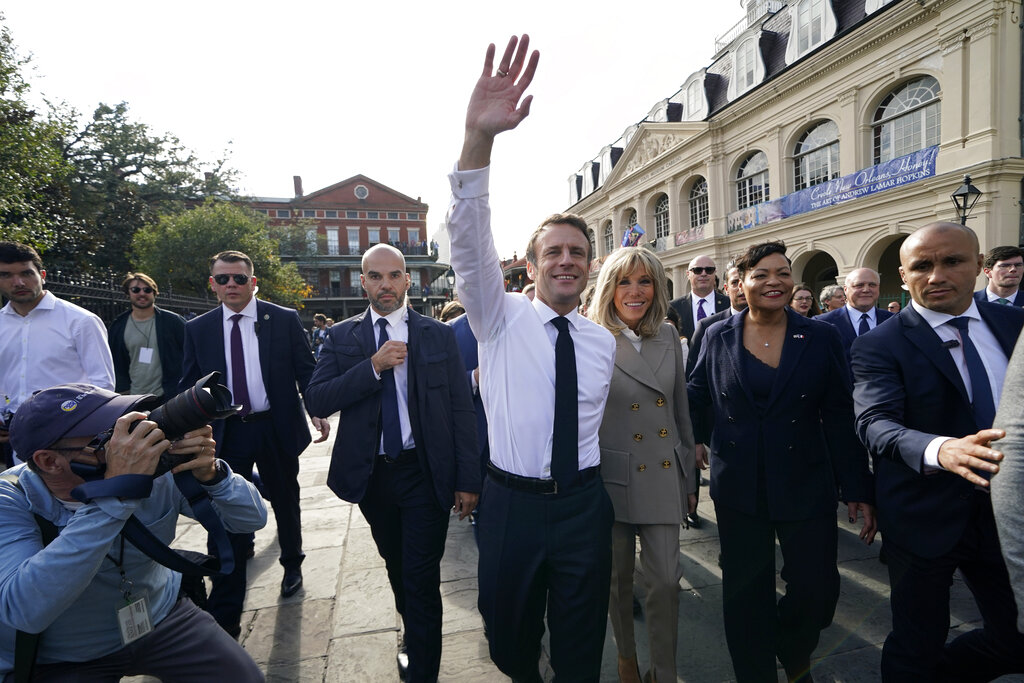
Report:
32,272,218,325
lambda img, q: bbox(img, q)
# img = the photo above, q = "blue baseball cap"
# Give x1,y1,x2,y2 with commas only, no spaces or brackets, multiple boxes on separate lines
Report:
9,384,157,459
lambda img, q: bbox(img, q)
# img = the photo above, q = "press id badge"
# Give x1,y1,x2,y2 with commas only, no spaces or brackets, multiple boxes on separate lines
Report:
138,347,154,364
117,595,152,645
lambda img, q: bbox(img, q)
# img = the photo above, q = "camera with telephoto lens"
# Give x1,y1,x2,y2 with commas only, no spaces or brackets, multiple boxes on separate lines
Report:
79,372,240,480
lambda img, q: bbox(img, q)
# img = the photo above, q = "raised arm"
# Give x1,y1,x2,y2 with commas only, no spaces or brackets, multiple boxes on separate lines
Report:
459,35,540,171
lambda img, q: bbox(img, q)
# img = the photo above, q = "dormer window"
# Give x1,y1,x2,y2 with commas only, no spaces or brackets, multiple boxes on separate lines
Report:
728,37,764,100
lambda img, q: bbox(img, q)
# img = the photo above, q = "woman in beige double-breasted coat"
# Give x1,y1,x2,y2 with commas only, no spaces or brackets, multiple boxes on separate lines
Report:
589,247,697,683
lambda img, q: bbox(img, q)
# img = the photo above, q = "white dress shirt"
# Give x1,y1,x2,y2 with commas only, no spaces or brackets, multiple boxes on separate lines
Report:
984,287,1019,304
447,164,616,479
369,306,415,452
912,300,1008,468
845,303,878,334
0,292,114,419
219,299,269,413
690,294,716,328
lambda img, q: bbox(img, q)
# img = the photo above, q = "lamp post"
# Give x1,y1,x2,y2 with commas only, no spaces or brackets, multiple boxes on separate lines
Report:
445,268,455,299
950,175,982,225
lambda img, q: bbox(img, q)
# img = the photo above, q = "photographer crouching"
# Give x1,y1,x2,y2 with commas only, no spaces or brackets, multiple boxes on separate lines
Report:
0,383,266,681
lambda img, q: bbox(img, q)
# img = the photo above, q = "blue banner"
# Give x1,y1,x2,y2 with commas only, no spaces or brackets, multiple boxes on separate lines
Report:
727,146,939,234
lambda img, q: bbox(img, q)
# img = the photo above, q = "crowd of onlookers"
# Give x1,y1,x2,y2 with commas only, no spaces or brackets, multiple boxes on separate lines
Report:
1,31,1024,683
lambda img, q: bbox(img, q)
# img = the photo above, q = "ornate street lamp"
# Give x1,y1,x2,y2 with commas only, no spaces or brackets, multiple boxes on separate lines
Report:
950,174,982,225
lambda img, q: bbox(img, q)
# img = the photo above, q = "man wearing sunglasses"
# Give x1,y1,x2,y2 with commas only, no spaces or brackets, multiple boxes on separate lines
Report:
107,273,186,403
180,250,330,638
668,254,730,340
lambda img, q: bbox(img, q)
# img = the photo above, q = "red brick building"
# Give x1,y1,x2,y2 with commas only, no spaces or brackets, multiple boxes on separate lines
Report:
250,174,451,321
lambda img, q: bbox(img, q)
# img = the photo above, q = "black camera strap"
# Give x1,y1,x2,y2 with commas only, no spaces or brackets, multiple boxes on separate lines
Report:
70,472,235,577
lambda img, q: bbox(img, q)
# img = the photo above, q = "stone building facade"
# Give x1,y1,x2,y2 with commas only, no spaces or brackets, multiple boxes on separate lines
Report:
567,0,1023,305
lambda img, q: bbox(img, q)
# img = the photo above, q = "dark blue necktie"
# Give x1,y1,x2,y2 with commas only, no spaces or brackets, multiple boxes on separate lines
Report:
377,318,403,459
229,314,251,417
948,317,995,429
858,313,870,336
551,316,578,488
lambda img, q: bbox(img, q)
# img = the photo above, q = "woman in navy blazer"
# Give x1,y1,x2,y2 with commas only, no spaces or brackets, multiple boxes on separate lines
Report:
688,241,876,683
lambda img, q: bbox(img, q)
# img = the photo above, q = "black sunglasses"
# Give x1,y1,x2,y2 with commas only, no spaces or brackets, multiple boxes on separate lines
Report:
129,286,153,294
212,274,251,285
689,266,716,275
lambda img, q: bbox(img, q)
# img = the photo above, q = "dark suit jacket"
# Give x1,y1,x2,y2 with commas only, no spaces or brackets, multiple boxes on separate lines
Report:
304,307,480,510
669,291,730,340
816,306,894,361
851,300,1024,558
108,306,186,398
180,300,316,460
974,288,1024,307
449,315,488,464
685,308,733,379
688,308,873,520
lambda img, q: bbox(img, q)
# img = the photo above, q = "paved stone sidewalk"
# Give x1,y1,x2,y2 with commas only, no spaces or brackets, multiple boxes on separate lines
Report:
147,418,1022,682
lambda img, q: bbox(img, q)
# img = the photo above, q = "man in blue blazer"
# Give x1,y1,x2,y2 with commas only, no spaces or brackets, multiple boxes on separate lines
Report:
180,250,329,637
816,267,893,361
852,223,1024,681
305,244,480,682
974,245,1024,308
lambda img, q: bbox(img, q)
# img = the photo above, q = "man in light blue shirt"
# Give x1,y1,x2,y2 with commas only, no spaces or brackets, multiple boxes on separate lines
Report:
0,383,266,680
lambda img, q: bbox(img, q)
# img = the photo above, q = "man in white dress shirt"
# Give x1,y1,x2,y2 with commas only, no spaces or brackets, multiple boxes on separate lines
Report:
817,267,893,361
0,241,114,465
448,35,617,683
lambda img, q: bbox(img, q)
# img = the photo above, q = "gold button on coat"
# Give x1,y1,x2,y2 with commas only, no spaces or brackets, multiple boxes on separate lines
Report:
631,403,640,411
656,397,666,407
662,460,672,469
633,433,643,442
638,464,646,472
658,428,668,438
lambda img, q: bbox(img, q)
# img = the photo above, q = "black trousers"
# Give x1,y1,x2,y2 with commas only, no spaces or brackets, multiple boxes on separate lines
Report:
207,416,303,634
881,492,1024,682
716,503,839,683
359,452,450,683
477,473,613,683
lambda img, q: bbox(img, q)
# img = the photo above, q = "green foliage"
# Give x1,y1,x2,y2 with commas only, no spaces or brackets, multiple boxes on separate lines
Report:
51,102,237,275
133,200,310,309
0,21,79,250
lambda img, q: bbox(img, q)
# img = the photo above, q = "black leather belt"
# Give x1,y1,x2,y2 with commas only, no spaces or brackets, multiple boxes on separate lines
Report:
487,462,599,495
379,448,418,464
235,410,272,423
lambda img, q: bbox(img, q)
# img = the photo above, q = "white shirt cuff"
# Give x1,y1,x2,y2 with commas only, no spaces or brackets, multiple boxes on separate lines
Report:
923,436,953,470
449,163,490,198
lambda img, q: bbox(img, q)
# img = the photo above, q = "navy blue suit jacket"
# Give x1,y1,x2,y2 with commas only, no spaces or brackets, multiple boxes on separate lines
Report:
449,315,488,466
974,288,1024,307
179,300,316,460
685,308,732,379
851,300,1024,558
816,306,893,362
669,291,730,340
304,307,480,510
688,308,873,520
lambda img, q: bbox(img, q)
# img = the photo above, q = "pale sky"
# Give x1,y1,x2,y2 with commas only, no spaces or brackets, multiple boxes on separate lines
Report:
5,1,743,259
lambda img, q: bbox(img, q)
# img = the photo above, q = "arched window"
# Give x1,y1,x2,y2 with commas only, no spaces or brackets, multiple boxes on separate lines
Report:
689,178,709,228
686,81,703,118
795,0,826,55
603,221,615,254
735,40,757,91
654,195,670,239
587,229,596,258
794,120,839,190
737,152,769,210
873,76,941,163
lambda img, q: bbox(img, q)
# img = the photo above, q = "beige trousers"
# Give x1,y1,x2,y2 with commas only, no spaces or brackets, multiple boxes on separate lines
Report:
608,521,682,682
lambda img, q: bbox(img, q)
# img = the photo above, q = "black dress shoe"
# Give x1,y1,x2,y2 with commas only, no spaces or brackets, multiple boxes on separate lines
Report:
685,511,701,529
280,567,303,597
397,636,409,680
